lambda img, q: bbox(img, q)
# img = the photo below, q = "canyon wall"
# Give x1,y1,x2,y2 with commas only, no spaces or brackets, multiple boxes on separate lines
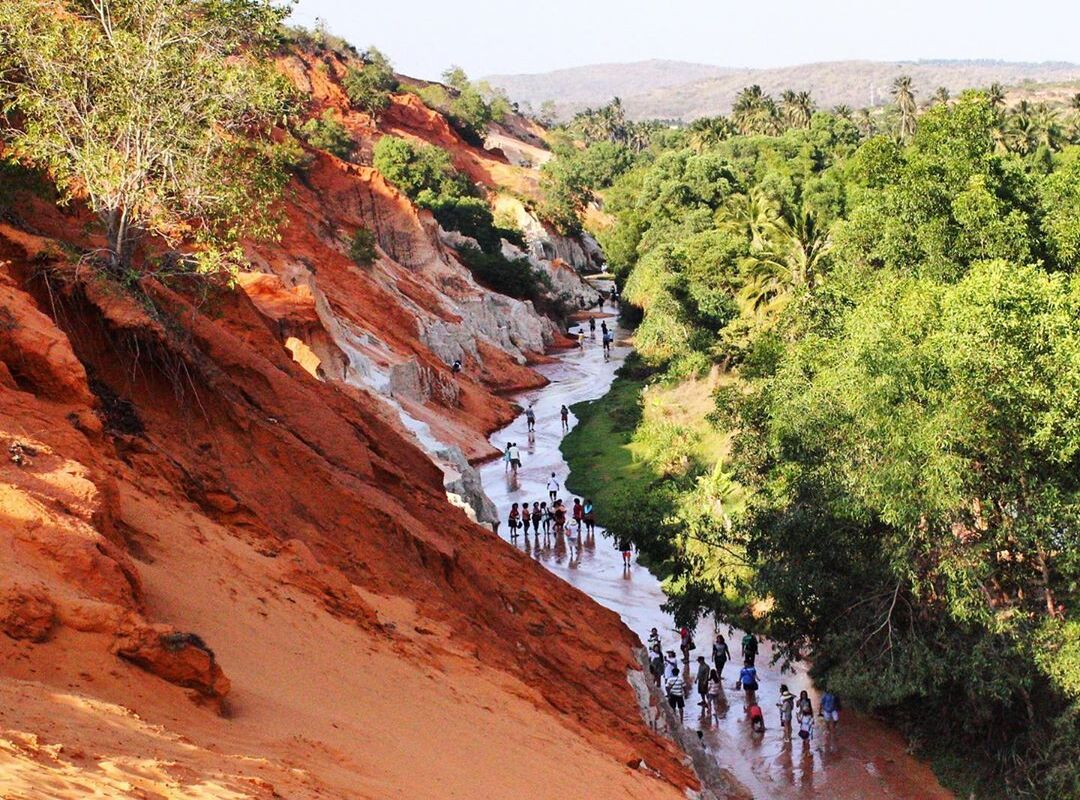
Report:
0,45,713,800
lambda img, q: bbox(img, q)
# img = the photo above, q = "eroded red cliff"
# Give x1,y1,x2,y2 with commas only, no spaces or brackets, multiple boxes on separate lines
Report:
0,43,707,800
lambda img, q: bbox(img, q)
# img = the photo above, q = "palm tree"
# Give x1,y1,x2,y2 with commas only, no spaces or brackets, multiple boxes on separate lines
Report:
988,82,1007,111
688,116,736,152
832,104,853,121
891,75,918,143
796,91,815,126
738,207,830,316
1031,103,1064,151
855,107,876,138
932,86,950,106
733,85,781,135
719,189,780,249
780,90,814,129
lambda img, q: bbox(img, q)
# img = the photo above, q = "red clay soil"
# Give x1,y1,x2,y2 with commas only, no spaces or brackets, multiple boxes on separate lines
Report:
0,223,700,799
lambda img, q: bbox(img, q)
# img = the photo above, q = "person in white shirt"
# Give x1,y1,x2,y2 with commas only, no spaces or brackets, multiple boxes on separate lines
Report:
508,443,521,473
546,473,559,502
665,666,686,722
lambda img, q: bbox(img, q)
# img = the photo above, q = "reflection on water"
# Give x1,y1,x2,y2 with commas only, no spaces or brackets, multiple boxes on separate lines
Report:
477,312,951,800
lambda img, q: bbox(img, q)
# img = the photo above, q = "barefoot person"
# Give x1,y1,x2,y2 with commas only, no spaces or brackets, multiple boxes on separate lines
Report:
707,668,723,718
821,689,841,733
531,502,542,535
695,656,711,709
507,503,520,540
508,442,521,474
525,404,536,432
665,665,686,723
778,685,795,738
560,404,570,432
572,498,584,532
617,534,634,568
712,633,730,677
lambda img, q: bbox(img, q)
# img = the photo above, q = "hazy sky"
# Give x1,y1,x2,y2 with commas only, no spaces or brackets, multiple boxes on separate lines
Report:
289,0,1079,81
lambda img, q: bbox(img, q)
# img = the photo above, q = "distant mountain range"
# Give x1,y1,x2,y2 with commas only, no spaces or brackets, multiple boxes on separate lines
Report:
486,59,1080,121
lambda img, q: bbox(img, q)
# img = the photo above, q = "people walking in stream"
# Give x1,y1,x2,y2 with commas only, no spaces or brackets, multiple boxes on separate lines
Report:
560,404,570,432
748,701,766,734
547,473,559,501
678,625,694,662
821,689,841,733
796,690,814,731
508,503,520,540
707,668,723,718
712,633,730,676
520,503,532,537
553,499,567,534
665,665,686,723
508,442,521,474
650,644,665,688
600,319,608,337
602,331,612,360
572,498,584,532
525,404,536,431
741,631,758,664
695,656,710,709
540,501,551,534
589,317,596,337
737,659,759,695
531,502,542,535
778,685,795,738
583,498,596,535
503,443,512,473
617,534,634,568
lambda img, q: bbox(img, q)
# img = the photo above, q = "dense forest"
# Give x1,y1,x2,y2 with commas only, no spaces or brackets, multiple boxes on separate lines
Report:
556,85,1080,796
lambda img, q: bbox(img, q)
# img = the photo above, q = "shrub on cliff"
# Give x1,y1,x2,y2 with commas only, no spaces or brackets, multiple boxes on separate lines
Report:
298,110,355,160
456,244,549,300
0,0,294,277
348,227,377,266
343,47,398,121
373,136,522,254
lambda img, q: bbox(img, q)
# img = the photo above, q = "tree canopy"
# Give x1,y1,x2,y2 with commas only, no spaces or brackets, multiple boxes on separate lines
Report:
0,0,294,277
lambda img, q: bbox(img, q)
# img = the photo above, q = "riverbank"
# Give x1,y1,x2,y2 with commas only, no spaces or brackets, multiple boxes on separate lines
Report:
482,325,951,799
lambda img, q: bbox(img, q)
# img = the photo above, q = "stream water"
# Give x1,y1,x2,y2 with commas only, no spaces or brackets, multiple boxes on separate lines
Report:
477,311,952,799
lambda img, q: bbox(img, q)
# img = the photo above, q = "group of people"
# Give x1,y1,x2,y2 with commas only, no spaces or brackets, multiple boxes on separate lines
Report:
507,489,596,541
647,626,841,744
575,317,614,361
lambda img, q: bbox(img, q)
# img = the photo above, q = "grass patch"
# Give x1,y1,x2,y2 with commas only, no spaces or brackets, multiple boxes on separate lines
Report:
560,362,649,520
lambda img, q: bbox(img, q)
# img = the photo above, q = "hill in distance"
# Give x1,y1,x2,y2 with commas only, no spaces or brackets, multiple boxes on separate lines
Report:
488,59,1080,121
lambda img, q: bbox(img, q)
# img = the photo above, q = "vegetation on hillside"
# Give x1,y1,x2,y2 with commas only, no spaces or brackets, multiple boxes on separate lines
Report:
555,79,1080,796
0,0,295,278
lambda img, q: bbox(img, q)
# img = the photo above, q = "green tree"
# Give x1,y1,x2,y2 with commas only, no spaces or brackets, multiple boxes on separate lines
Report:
732,85,782,135
891,75,918,142
0,0,292,275
343,46,398,121
299,110,354,159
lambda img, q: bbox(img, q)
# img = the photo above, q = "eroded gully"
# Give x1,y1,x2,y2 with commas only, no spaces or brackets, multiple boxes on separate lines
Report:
477,313,952,800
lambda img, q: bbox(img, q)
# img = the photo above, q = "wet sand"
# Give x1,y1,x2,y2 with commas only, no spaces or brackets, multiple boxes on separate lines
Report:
478,313,952,800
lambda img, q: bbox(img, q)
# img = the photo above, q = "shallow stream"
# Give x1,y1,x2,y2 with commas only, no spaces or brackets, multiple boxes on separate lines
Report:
477,311,951,799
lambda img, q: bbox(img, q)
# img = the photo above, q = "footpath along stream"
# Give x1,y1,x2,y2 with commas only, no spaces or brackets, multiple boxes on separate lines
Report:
477,309,953,799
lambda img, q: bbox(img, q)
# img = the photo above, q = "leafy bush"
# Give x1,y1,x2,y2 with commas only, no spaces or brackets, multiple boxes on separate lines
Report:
348,227,377,265
298,110,354,160
343,47,398,120
372,135,460,197
456,244,548,300
1,0,292,275
373,136,522,254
